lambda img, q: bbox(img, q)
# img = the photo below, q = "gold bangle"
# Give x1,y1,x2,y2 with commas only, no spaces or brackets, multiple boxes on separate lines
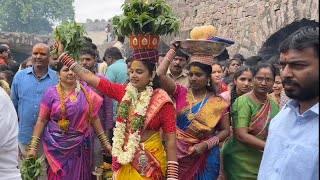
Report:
98,132,110,148
97,132,104,137
31,136,40,140
29,136,40,150
30,139,39,145
28,147,38,151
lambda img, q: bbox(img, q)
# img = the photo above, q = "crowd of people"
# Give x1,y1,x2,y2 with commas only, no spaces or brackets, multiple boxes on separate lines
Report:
0,26,318,180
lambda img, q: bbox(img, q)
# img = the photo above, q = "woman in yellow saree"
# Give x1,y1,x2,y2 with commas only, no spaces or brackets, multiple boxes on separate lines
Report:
221,63,280,180
57,47,179,180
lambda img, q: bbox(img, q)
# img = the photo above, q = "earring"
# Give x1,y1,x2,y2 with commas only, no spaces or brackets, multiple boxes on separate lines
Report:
149,81,153,86
207,80,210,87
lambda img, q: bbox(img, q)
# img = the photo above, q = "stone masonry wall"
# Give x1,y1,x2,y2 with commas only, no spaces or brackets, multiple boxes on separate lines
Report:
126,0,319,57
161,0,319,57
0,32,51,53
0,32,52,62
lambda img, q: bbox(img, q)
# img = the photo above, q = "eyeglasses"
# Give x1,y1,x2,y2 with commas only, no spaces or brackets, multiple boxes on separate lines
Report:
254,76,274,83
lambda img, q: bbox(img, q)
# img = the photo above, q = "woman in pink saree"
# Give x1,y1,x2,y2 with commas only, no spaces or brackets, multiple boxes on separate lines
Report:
27,62,112,180
157,45,231,180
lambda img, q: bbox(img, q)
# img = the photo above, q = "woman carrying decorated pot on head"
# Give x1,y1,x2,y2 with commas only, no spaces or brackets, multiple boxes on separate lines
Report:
157,25,232,180
57,44,178,180
55,1,181,179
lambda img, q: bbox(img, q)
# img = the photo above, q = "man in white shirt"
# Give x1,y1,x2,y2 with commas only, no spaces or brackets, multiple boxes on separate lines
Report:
258,27,319,180
0,87,21,180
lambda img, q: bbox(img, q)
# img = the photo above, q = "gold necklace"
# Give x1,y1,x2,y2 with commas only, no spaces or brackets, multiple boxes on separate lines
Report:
187,90,207,120
60,83,78,103
57,83,70,134
57,82,93,133
69,92,78,103
252,91,266,104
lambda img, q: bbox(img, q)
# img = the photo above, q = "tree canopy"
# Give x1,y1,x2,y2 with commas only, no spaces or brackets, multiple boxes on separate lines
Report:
0,0,75,34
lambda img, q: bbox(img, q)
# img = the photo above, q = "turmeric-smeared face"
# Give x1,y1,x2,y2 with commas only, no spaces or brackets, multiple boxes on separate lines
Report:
129,61,153,92
32,44,50,68
188,65,209,91
190,66,203,74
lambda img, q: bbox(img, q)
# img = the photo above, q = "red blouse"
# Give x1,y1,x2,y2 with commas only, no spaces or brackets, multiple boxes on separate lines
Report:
97,78,176,133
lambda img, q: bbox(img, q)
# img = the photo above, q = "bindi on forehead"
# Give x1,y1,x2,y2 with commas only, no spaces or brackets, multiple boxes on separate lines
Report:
257,69,274,77
281,53,290,61
190,66,203,73
33,47,48,54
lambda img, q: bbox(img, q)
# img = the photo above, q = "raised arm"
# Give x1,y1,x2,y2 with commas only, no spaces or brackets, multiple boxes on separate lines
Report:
156,48,177,96
71,62,100,89
56,40,100,88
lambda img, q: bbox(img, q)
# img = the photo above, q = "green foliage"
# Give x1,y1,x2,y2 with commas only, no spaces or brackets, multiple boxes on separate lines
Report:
132,115,145,131
52,20,87,61
112,0,180,37
0,0,75,34
118,101,130,118
21,156,45,180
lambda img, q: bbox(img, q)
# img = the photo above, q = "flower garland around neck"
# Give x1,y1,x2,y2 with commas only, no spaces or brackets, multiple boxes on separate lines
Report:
112,83,153,165
57,80,93,133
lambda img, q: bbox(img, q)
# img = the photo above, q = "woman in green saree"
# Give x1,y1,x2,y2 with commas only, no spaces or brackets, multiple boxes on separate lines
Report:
221,63,279,180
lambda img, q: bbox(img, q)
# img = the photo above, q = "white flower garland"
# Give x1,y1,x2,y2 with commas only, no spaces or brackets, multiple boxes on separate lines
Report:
75,80,81,93
112,83,153,165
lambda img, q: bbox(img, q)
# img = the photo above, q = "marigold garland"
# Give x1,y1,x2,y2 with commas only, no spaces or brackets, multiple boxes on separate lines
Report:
57,81,93,133
112,83,153,165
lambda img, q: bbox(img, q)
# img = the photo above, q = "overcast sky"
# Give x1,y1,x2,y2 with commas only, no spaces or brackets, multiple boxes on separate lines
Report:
74,0,125,23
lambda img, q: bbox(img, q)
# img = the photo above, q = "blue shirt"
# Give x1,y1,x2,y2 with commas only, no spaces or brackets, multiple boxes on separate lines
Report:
11,67,58,144
105,59,128,121
258,100,319,180
105,59,128,84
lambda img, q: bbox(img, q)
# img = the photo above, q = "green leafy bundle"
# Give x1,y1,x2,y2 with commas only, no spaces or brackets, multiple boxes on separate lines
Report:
21,156,45,180
112,0,180,37
52,20,87,61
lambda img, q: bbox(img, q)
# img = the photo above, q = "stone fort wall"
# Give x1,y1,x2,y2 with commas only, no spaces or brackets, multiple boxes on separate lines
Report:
126,0,319,57
2,1,319,62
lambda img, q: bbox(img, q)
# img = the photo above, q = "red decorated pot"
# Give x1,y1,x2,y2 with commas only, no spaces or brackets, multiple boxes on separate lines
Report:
130,35,160,49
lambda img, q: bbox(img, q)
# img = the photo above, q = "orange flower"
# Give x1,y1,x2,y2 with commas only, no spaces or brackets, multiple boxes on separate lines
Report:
58,119,70,133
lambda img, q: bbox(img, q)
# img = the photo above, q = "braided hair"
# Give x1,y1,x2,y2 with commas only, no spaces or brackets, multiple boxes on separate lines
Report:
230,81,237,106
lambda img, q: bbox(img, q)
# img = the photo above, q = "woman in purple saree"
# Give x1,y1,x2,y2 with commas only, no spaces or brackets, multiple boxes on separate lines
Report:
27,62,112,180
